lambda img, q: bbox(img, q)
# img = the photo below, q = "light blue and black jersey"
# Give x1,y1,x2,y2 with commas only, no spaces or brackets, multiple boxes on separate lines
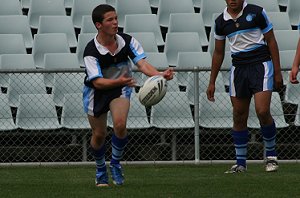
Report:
214,2,272,66
83,33,146,117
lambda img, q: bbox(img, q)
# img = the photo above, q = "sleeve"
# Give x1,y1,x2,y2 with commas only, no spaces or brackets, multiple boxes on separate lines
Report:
256,8,273,34
214,20,226,40
84,56,103,81
128,37,146,64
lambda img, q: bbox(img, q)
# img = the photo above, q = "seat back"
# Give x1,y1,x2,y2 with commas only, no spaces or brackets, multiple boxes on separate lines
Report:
0,15,33,48
16,94,61,130
28,0,66,29
38,16,77,48
200,0,226,27
80,15,97,34
168,13,208,47
157,0,194,28
0,0,22,15
32,33,70,68
0,94,17,130
247,0,280,12
76,33,95,67
124,14,164,47
0,34,26,55
116,0,152,28
129,32,159,53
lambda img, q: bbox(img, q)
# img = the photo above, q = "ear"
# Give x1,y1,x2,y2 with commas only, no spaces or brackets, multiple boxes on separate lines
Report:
95,22,102,30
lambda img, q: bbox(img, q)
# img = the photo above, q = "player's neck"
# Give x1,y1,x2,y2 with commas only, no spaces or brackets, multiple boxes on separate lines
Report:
227,7,243,19
97,33,116,47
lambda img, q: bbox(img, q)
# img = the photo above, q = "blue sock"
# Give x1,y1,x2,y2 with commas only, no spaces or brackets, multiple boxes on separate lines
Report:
232,129,249,167
261,121,277,157
111,134,128,165
91,144,106,173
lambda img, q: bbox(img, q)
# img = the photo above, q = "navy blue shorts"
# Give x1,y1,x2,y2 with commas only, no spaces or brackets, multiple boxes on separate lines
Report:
229,60,274,98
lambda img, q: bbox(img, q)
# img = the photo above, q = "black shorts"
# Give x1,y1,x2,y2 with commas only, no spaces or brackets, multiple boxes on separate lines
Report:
229,60,274,98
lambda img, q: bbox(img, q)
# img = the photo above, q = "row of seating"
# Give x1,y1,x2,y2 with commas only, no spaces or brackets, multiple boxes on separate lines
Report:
0,89,293,131
1,29,298,69
2,0,300,30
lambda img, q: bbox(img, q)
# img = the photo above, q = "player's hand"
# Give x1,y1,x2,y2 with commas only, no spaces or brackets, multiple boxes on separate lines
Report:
118,74,136,87
206,84,215,102
274,72,283,91
290,66,299,84
162,68,174,81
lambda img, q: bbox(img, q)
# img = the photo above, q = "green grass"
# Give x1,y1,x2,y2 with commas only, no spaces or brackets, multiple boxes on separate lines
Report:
0,164,300,198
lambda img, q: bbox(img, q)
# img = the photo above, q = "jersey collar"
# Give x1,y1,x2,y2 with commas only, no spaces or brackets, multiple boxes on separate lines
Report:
94,34,126,56
223,1,247,21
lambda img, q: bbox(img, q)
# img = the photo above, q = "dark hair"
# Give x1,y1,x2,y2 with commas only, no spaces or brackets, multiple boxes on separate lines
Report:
92,4,115,25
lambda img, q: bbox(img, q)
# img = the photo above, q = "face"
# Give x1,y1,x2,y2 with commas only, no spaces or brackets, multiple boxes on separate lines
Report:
96,11,118,35
225,0,244,12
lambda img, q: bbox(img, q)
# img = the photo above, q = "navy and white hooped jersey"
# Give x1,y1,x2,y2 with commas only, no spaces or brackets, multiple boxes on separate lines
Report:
82,33,146,116
214,2,273,66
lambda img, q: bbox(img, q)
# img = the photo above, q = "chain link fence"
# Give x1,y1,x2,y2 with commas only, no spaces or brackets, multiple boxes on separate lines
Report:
0,68,299,164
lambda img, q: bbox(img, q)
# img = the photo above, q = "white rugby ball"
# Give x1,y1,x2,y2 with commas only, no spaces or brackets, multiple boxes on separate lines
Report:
138,75,167,106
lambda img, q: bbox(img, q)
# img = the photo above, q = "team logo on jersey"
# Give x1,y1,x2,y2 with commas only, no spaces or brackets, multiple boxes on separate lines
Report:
246,14,256,22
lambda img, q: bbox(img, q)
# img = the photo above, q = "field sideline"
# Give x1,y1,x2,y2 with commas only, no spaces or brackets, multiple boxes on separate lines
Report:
0,164,299,198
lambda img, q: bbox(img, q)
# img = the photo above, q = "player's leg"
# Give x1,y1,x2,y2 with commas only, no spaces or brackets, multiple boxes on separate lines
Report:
225,96,250,173
88,113,109,187
109,97,130,185
226,65,250,173
254,91,278,172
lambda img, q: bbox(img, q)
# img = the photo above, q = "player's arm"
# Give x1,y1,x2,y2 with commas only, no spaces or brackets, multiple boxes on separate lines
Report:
207,38,225,101
264,30,283,90
136,59,174,80
290,37,300,84
84,56,135,90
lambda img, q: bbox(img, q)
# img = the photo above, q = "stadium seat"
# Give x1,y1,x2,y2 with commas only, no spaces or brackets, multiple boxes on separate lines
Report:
150,91,194,129
168,13,208,49
145,52,169,68
200,0,226,27
287,0,300,27
149,0,159,8
76,33,95,67
64,0,73,8
128,32,159,53
157,0,194,28
20,0,30,9
273,30,299,51
106,0,116,7
7,73,47,107
37,16,77,48
28,0,66,29
284,71,300,105
193,0,202,9
248,92,289,128
32,33,71,68
199,92,233,128
293,104,300,126
0,15,33,49
247,0,280,12
71,0,106,29
43,53,80,87
267,12,292,30
0,94,17,131
124,14,164,48
61,93,90,129
279,50,296,85
80,15,97,34
278,0,288,7
0,54,35,88
164,32,202,67
16,94,61,130
0,34,27,55
0,0,22,15
126,92,151,129
52,73,84,106
116,0,152,29
176,51,212,86
187,71,226,105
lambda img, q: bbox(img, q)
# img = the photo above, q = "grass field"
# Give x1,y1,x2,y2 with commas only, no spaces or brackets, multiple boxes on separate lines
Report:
0,163,299,198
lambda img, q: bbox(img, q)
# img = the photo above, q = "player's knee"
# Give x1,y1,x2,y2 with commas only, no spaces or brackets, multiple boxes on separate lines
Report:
256,110,272,125
113,120,126,134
